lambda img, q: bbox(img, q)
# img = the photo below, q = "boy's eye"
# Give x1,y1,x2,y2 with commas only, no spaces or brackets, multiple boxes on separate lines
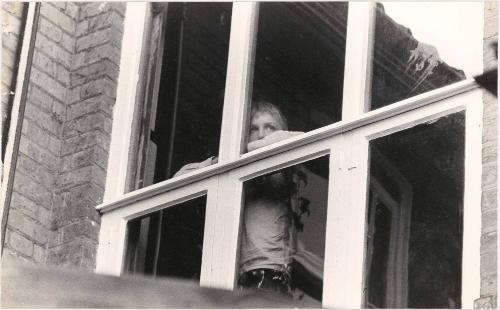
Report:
265,125,276,131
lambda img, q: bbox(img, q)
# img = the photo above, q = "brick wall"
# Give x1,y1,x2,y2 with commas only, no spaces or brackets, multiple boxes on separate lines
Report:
3,2,125,270
1,2,26,162
475,2,498,309
47,2,124,269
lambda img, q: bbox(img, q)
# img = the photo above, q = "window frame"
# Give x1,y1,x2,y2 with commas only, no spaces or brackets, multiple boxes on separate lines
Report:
97,2,484,308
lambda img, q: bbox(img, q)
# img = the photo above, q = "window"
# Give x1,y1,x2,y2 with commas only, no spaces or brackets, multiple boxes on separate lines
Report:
124,196,207,280
129,3,232,190
239,156,329,302
98,2,484,308
245,2,347,152
366,112,465,308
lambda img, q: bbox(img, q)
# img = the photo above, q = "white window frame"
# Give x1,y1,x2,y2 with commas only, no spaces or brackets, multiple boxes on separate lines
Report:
97,2,483,308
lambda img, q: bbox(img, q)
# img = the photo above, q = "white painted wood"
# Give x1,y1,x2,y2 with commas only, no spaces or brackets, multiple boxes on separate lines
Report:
218,2,258,162
95,214,127,276
97,82,479,214
361,90,474,140
96,177,217,277
198,178,219,287
323,132,369,308
103,3,149,203
341,2,376,120
461,89,483,308
205,171,243,289
0,2,36,239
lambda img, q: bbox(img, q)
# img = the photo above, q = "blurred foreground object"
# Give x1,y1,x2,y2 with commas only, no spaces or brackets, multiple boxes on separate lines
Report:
2,256,319,308
475,41,498,96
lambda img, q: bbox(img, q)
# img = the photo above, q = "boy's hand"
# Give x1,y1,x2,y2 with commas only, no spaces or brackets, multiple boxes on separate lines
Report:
247,131,304,152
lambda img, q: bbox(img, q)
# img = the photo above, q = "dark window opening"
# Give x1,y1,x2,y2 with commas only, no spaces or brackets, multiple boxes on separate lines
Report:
133,3,232,189
124,196,207,280
365,112,465,308
246,2,348,153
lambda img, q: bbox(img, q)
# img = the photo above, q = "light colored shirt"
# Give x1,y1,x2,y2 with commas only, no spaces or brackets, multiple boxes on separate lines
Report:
239,198,294,274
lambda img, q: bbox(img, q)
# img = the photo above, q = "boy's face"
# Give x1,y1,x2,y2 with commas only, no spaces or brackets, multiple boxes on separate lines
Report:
248,111,284,143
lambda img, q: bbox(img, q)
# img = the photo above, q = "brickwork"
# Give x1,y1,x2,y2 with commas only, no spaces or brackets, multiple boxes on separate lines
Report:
3,2,125,270
1,2,26,162
48,2,125,269
474,1,498,308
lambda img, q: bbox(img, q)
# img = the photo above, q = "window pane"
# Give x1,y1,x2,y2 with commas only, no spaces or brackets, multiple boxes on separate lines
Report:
245,3,347,153
124,196,207,280
369,3,482,110
238,156,329,305
365,112,465,308
133,3,232,189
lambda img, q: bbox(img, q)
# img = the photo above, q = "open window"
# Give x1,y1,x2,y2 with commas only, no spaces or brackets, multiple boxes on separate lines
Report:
244,2,347,152
98,2,484,309
130,3,233,190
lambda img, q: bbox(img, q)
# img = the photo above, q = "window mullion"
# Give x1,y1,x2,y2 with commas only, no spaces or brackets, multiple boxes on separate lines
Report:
205,172,244,290
341,2,376,120
218,2,259,163
96,214,128,276
323,132,369,308
104,2,150,202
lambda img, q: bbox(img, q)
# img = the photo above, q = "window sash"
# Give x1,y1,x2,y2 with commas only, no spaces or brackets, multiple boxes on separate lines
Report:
98,2,483,308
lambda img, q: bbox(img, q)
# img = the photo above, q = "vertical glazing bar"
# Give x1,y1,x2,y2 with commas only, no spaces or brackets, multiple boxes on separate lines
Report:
207,171,244,290
323,132,369,308
103,3,149,202
95,213,128,275
341,2,376,120
218,2,259,162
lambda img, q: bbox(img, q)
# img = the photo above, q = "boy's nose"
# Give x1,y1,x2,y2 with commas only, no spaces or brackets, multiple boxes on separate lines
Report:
258,127,266,139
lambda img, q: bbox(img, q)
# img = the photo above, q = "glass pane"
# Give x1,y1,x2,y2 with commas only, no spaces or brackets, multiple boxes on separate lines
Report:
245,2,348,153
124,196,207,280
369,3,482,110
133,3,232,189
365,112,465,308
238,155,329,305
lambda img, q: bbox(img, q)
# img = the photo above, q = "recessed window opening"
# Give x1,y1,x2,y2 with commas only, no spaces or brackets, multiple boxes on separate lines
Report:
245,2,348,153
124,196,207,280
134,3,232,189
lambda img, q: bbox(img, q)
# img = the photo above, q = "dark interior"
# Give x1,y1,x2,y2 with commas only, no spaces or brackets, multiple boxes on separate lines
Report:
249,2,347,139
152,3,232,182
124,196,207,280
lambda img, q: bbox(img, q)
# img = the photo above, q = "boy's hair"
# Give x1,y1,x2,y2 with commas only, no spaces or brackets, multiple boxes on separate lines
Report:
251,100,288,131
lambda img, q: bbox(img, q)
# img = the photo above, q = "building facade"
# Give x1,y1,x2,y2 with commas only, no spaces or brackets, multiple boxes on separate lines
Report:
1,2,497,308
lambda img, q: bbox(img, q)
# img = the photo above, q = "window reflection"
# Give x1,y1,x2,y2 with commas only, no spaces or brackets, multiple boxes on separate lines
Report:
239,156,329,304
369,3,473,110
365,112,465,308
